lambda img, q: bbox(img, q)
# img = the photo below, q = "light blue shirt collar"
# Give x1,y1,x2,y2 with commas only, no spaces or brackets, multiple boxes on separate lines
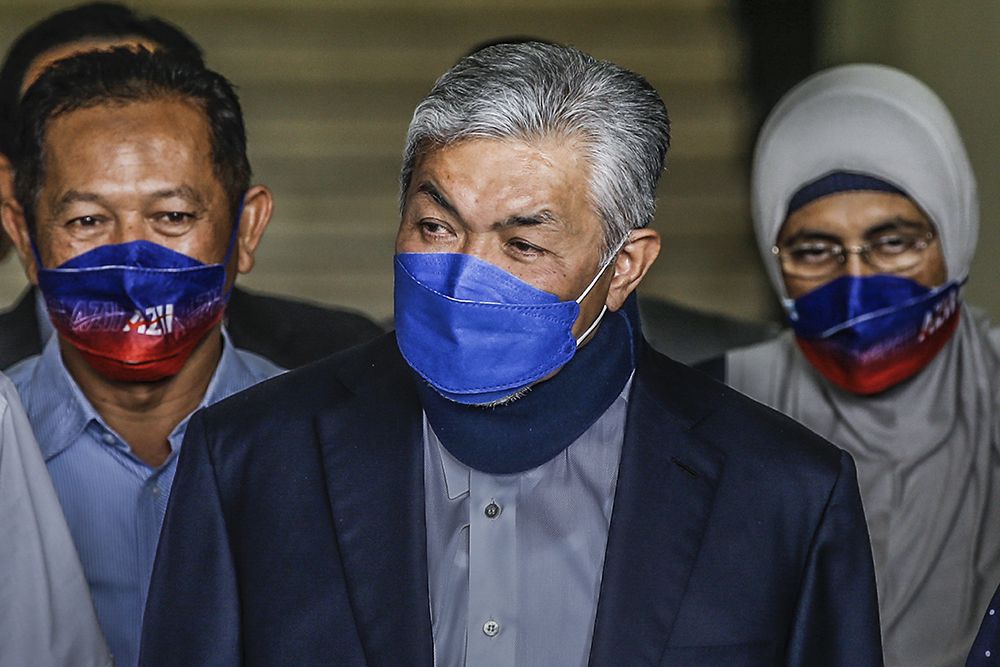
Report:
15,328,266,463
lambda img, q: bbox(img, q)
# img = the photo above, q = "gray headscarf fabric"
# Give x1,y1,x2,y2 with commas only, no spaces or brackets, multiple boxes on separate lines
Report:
727,64,1000,667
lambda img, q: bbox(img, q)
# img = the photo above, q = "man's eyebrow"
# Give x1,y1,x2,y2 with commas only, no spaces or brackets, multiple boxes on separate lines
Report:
493,210,564,230
51,190,106,217
416,182,458,217
50,186,208,217
150,186,207,207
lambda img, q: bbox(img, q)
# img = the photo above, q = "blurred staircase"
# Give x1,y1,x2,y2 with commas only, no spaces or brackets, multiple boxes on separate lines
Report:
0,0,772,323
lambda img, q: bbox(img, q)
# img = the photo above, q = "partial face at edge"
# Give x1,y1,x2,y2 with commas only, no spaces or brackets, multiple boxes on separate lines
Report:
0,37,162,257
777,190,948,299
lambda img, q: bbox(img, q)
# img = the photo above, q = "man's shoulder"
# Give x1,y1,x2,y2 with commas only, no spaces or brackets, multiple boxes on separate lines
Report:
639,345,844,480
196,332,403,437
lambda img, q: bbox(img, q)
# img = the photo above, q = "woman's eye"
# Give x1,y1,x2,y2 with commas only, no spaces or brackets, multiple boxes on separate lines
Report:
872,234,909,254
789,242,834,263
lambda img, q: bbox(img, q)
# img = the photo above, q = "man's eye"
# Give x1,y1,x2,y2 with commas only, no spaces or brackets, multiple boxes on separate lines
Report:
418,220,452,236
507,239,544,256
159,212,195,224
67,215,102,228
788,242,835,263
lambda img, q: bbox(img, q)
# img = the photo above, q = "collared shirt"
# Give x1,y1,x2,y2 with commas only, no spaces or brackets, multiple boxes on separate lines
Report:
7,332,282,667
423,378,631,667
0,372,111,667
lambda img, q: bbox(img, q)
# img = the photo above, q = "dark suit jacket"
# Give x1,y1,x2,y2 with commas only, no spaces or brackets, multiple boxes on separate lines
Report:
967,582,1000,666
0,286,382,370
140,334,883,667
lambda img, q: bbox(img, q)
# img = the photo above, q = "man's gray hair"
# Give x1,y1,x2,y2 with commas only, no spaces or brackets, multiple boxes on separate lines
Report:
400,41,670,260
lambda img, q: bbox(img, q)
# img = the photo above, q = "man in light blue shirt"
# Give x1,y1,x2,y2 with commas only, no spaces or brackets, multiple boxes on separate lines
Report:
2,48,280,666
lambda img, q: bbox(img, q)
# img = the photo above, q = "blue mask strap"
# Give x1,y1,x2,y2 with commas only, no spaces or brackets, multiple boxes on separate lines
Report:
29,235,44,270
220,198,246,300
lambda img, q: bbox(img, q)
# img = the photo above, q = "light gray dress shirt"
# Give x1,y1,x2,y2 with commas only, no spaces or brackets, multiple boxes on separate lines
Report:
424,378,631,667
0,372,111,667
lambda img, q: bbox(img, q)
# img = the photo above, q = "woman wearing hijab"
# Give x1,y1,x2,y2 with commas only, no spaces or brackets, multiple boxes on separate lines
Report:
721,64,1000,667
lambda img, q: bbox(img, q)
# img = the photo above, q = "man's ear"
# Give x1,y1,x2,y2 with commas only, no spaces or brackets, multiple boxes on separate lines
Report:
1,199,38,284
605,227,660,311
234,185,273,275
0,154,17,262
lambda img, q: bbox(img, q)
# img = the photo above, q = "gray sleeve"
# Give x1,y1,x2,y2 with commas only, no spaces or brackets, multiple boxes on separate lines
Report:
0,374,112,667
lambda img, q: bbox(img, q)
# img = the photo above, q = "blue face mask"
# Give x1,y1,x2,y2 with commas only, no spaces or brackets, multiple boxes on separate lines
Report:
784,274,963,394
393,251,616,405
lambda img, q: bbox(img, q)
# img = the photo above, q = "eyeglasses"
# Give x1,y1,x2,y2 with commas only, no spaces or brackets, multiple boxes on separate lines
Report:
771,228,937,280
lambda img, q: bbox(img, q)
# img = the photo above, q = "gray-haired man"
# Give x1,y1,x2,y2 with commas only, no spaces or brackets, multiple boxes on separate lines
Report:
141,42,882,666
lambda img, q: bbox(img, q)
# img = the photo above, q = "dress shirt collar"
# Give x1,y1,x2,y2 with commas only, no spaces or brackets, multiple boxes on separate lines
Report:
26,328,253,462
435,375,634,499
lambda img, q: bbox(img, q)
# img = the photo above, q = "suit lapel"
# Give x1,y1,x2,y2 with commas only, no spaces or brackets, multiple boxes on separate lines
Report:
316,336,434,667
589,349,726,665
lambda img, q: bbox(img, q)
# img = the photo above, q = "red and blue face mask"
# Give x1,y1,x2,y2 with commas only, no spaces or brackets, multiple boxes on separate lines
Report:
35,232,236,383
785,274,962,395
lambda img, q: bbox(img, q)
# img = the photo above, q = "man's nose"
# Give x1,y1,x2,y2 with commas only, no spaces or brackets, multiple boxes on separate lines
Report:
110,216,148,245
460,233,494,262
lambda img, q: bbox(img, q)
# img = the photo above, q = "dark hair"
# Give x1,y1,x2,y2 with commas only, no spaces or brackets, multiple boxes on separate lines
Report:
0,2,203,154
13,47,249,226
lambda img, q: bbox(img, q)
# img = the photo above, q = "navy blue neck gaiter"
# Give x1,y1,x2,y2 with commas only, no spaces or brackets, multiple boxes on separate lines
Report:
415,295,640,474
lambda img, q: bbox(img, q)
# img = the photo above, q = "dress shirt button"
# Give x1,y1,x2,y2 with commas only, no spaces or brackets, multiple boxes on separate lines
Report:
101,433,115,446
482,619,500,637
484,502,501,519
151,485,161,497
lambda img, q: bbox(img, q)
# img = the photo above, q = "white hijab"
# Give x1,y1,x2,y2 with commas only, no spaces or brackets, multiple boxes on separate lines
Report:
728,64,1000,667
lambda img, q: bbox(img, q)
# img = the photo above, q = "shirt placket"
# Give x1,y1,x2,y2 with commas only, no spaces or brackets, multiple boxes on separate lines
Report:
466,470,517,666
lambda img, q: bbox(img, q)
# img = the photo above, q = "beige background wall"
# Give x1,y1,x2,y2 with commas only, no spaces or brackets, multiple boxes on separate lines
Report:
0,0,767,324
1,1,993,326
823,0,1000,317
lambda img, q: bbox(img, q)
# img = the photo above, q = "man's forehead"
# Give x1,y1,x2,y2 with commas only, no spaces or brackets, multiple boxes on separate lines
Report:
43,97,211,157
38,100,218,202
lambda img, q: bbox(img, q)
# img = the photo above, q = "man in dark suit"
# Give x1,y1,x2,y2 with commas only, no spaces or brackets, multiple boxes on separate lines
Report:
0,2,380,370
141,42,882,666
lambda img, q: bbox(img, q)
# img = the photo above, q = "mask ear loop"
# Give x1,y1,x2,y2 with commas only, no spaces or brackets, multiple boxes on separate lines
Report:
220,198,246,301
573,235,630,346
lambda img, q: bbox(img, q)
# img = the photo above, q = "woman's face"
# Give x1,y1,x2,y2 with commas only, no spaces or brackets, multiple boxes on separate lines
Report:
776,191,948,299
